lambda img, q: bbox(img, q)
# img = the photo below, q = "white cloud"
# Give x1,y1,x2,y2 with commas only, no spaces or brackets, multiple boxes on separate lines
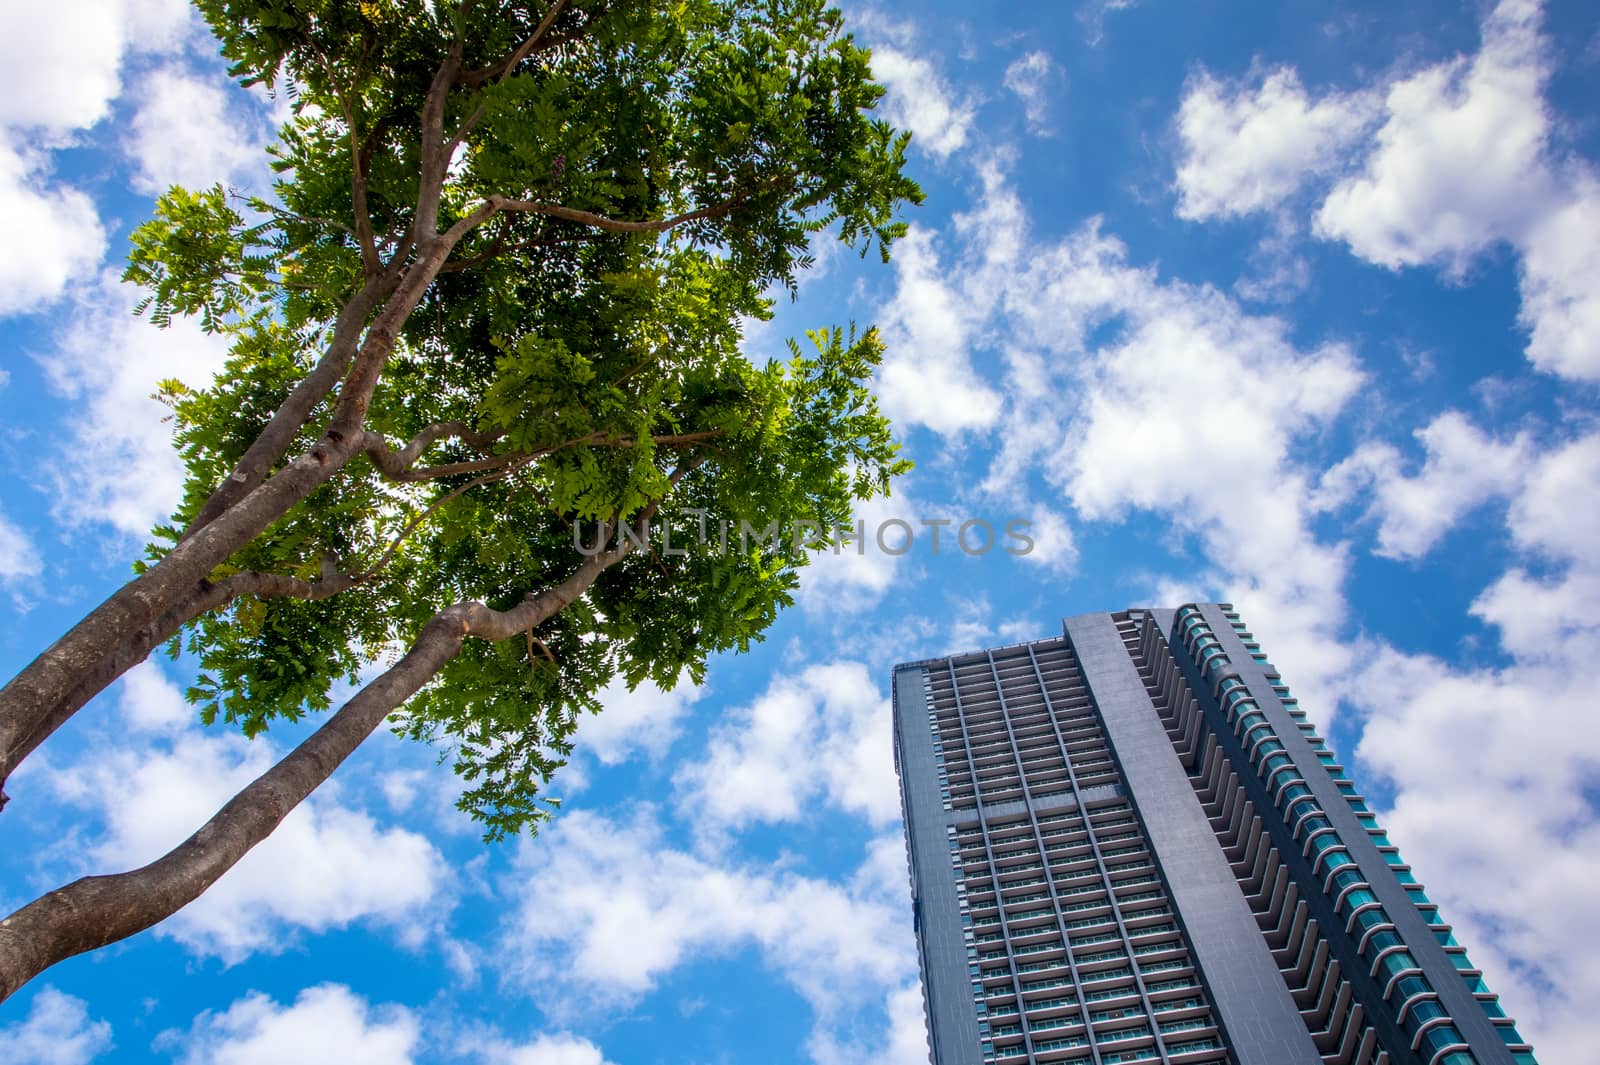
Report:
874,157,1368,718
986,214,1364,717
40,271,232,536
0,2,196,315
1313,411,1535,559
868,48,976,160
1315,0,1549,270
1344,430,1600,1062
42,665,450,962
170,985,418,1065
1002,51,1058,133
0,143,106,315
497,810,916,1061
0,1,188,135
0,986,113,1065
796,485,927,615
579,673,702,766
873,163,1023,436
1173,1,1600,379
678,661,898,833
1476,430,1600,661
461,1031,617,1065
1013,506,1078,574
874,225,1004,434
1175,67,1376,221
1347,645,1598,1062
117,658,195,731
1307,0,1600,380
1516,171,1600,380
807,982,929,1065
939,594,1037,656
0,504,42,582
125,64,276,195
1077,0,1138,46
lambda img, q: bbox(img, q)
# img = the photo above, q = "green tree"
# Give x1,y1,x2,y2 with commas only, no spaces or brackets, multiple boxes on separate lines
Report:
0,0,918,1000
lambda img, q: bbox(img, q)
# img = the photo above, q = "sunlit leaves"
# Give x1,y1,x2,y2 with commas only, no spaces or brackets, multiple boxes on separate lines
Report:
134,0,918,842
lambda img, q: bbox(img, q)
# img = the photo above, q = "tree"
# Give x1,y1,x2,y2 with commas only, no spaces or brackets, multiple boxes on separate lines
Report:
0,0,919,1001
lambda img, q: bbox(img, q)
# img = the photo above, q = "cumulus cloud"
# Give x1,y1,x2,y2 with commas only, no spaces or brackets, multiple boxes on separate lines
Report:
1319,0,1600,379
951,180,1365,714
125,64,277,195
868,48,977,159
873,160,1051,437
0,1,193,136
874,223,1005,434
0,144,107,315
874,158,1367,714
1342,430,1600,1061
1313,411,1536,559
1516,171,1600,380
937,595,1037,658
579,673,702,766
1315,0,1550,269
0,986,114,1065
169,984,418,1065
1177,0,1600,380
1477,431,1600,660
39,664,449,962
0,1,198,316
677,661,898,833
497,810,916,1063
807,981,929,1065
796,483,931,615
1013,506,1078,574
1175,67,1376,220
39,271,232,536
1036,243,1361,713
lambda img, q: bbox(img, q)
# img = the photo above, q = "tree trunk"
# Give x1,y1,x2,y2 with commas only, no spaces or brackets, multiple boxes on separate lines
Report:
0,224,480,806
0,536,627,1002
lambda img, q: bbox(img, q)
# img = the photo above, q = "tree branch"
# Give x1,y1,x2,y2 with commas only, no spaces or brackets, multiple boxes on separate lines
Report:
415,40,466,240
438,224,604,274
486,192,748,234
361,425,724,484
181,271,399,541
0,522,641,1002
349,115,382,276
0,205,498,797
359,422,504,479
460,0,573,87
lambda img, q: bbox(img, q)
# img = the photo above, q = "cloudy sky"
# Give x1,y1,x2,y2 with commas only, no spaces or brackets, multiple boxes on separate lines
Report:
1,0,1597,1062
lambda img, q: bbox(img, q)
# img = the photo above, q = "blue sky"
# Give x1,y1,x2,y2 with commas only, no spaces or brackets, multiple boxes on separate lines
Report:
1,0,1598,1062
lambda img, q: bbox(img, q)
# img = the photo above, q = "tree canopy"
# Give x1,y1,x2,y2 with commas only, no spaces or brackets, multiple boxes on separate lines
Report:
0,0,919,1000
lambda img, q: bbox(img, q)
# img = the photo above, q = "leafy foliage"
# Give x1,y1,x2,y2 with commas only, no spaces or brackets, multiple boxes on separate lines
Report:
129,0,919,841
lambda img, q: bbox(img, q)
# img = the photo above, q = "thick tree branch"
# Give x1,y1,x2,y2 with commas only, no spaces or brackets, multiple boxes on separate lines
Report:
359,422,504,479
0,524,634,1002
0,203,497,800
348,116,382,276
182,271,398,541
415,40,466,240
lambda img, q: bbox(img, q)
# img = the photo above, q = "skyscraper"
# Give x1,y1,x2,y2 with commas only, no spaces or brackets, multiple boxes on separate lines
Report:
891,605,1535,1065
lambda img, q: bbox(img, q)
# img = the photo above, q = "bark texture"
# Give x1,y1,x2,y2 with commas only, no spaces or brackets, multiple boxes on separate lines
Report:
0,535,628,1002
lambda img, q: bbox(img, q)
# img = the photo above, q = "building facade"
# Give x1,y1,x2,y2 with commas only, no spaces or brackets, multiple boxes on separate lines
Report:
891,605,1535,1065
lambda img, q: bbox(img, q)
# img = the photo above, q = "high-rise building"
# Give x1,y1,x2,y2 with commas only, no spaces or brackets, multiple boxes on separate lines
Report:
891,605,1535,1065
